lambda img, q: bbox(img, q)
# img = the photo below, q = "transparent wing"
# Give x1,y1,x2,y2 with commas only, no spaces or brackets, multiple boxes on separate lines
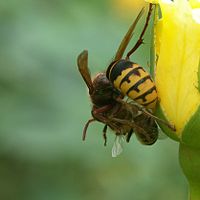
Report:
157,122,168,140
112,135,125,157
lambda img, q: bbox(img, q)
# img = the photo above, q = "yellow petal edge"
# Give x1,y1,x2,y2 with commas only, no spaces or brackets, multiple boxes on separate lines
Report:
147,0,200,135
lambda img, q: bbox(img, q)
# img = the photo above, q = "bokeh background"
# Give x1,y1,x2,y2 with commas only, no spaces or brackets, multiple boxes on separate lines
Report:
0,0,188,200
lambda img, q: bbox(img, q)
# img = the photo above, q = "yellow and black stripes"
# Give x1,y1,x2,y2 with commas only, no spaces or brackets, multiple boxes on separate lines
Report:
106,59,157,110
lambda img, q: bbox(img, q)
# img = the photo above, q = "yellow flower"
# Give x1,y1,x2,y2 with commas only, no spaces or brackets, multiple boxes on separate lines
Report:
148,0,200,146
145,2,200,198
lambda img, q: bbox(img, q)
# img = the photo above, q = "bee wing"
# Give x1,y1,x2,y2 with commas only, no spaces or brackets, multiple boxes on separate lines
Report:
77,50,94,94
157,123,168,140
158,131,167,140
112,135,125,157
114,8,144,61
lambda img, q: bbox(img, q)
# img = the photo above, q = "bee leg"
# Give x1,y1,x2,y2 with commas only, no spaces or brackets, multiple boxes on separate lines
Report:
141,109,176,131
126,129,133,143
116,97,176,131
82,118,96,141
103,125,108,146
126,3,154,60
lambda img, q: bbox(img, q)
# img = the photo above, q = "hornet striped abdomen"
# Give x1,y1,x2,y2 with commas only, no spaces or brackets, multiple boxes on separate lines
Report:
106,59,158,110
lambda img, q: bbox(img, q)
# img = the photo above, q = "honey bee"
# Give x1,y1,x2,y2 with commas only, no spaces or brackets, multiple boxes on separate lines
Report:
106,4,156,110
77,4,175,157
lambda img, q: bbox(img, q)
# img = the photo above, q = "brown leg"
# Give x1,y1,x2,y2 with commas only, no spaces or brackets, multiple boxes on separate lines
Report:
140,109,176,131
103,125,108,146
126,3,153,59
82,118,96,141
92,104,113,115
116,98,175,131
92,104,114,124
126,129,133,143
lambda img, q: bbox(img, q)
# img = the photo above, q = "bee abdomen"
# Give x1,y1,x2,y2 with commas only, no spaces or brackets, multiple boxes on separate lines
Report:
135,129,158,145
106,59,157,110
134,115,158,145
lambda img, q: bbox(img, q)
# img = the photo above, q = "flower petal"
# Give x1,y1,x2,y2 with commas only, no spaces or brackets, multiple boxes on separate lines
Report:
154,1,200,135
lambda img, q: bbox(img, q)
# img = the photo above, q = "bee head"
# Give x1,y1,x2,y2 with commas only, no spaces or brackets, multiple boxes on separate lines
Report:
91,73,120,106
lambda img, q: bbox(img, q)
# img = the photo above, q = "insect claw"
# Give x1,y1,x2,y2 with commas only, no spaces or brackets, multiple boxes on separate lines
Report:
169,124,176,132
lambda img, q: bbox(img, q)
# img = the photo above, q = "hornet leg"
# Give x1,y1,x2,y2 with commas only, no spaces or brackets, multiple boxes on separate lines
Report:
103,125,108,146
126,3,153,59
82,118,96,141
126,129,133,143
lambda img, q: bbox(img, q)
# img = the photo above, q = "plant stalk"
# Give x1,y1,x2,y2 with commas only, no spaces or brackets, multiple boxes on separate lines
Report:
179,143,200,200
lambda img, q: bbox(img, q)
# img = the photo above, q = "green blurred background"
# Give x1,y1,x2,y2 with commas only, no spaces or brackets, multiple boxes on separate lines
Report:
0,0,187,200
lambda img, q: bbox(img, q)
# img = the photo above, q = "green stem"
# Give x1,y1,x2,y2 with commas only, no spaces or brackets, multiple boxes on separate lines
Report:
189,183,200,200
179,143,200,200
